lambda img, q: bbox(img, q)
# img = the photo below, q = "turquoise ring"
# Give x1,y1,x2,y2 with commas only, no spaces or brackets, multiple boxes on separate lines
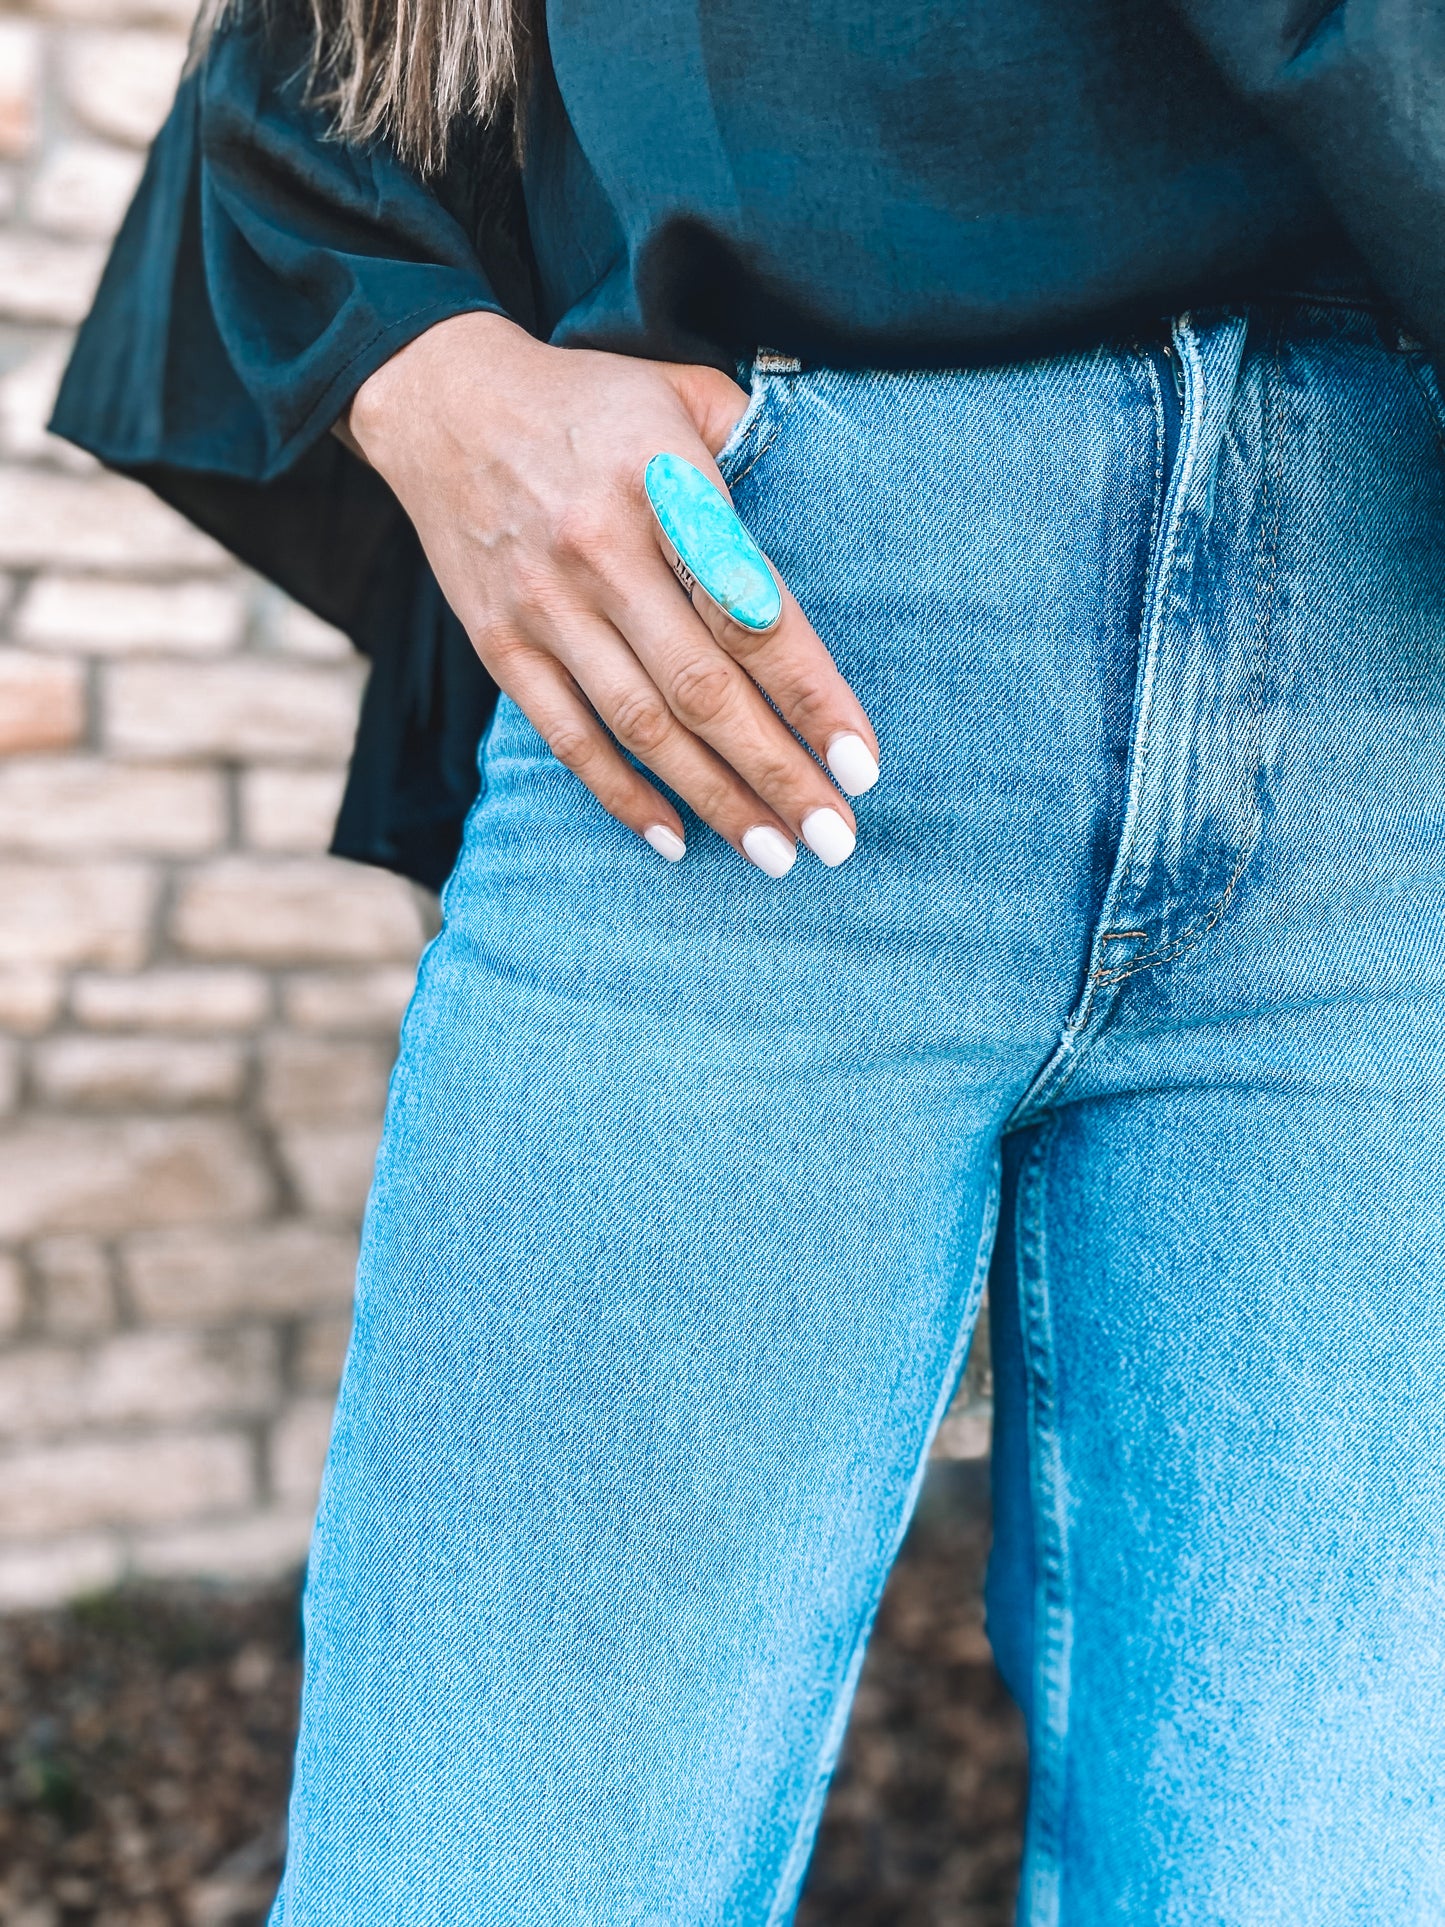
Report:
644,451,783,638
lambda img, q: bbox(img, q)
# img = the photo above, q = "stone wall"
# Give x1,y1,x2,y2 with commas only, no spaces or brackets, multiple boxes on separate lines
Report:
0,0,436,1609
0,0,987,1612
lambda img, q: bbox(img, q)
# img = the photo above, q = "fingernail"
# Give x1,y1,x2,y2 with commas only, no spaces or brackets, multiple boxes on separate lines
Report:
826,732,880,797
644,824,687,862
742,825,797,877
801,807,857,867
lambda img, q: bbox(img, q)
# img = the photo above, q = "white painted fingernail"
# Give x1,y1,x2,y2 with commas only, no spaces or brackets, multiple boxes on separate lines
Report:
644,824,687,862
742,825,797,878
801,807,857,867
826,732,880,796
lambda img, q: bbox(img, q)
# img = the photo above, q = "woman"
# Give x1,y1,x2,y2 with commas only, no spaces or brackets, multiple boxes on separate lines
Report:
54,2,1445,1920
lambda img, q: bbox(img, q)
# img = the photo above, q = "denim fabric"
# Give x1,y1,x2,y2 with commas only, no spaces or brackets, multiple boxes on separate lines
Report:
270,301,1445,1926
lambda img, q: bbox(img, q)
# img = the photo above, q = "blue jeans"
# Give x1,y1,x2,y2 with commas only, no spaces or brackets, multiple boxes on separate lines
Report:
271,299,1445,1925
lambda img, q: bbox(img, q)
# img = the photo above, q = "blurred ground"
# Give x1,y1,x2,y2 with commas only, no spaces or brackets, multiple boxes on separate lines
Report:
0,1463,1026,1926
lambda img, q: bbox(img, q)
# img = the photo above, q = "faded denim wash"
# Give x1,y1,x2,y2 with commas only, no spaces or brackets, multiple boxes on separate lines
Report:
270,298,1445,1926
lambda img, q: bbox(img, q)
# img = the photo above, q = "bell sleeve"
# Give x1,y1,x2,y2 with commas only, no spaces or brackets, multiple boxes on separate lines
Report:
49,10,536,888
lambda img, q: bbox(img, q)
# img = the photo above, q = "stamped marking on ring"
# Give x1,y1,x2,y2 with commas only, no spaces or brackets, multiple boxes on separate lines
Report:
644,452,783,635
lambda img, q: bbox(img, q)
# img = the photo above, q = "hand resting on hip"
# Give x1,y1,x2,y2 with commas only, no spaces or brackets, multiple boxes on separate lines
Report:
342,311,880,875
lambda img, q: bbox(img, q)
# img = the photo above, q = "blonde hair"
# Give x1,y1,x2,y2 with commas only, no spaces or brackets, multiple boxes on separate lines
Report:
189,0,533,176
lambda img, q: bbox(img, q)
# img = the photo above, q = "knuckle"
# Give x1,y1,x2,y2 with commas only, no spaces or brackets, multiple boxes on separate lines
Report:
508,557,564,627
745,747,802,802
720,617,769,664
668,655,736,730
543,721,596,772
472,615,521,667
784,673,836,737
550,499,613,571
609,686,674,755
688,766,742,827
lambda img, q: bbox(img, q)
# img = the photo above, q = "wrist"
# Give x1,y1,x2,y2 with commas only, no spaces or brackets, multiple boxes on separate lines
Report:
345,308,535,470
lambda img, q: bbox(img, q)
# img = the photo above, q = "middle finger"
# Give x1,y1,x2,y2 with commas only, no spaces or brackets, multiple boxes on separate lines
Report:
605,568,860,861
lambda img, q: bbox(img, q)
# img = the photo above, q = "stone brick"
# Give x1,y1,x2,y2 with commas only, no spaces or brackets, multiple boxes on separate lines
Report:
132,1505,314,1584
60,28,190,147
261,1035,392,1124
16,574,247,655
0,1431,254,1537
0,1117,274,1240
277,1126,381,1218
0,758,226,855
270,1397,335,1506
72,967,270,1031
104,658,362,761
0,1328,278,1441
29,139,146,240
0,862,157,969
0,967,62,1033
0,469,229,572
0,20,41,162
0,650,86,753
294,1312,352,1393
32,1034,248,1108
0,1249,24,1337
122,1222,358,1325
31,1233,115,1333
281,966,417,1036
0,1533,123,1611
171,858,427,964
931,1398,991,1461
39,0,195,27
269,598,352,660
0,232,106,324
932,1313,992,1460
239,765,348,852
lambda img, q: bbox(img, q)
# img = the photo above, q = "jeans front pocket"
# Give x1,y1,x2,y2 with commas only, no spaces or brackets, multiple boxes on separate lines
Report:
715,354,793,491
1402,345,1445,472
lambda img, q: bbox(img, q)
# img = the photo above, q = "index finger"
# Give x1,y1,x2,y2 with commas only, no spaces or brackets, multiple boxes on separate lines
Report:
714,575,881,797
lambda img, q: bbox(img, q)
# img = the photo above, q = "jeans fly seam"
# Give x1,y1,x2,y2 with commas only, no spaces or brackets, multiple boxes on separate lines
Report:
1093,317,1282,986
760,1160,1002,1927
1016,1117,1070,1927
1117,315,1208,910
1002,339,1177,1130
1005,979,1107,1131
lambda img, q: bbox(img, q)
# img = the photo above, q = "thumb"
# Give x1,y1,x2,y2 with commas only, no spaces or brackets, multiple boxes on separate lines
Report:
658,360,752,458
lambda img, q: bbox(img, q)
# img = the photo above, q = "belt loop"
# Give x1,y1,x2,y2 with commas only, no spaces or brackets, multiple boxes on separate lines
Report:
755,347,803,375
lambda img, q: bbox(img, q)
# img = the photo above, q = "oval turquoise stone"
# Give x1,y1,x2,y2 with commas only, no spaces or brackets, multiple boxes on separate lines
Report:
645,452,783,633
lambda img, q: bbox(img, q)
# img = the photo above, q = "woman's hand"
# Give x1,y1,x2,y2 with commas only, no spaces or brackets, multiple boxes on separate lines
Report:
343,311,879,875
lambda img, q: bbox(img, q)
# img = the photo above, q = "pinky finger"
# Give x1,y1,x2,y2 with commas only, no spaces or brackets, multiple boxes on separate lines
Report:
501,646,689,862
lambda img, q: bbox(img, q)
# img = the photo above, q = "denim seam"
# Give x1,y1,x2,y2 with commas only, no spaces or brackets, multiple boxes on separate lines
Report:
1117,317,1209,912
718,367,795,493
1003,341,1176,1131
1016,1117,1070,1927
715,363,775,488
1402,351,1445,472
1093,318,1283,986
760,1161,1002,1927
1146,350,1168,546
